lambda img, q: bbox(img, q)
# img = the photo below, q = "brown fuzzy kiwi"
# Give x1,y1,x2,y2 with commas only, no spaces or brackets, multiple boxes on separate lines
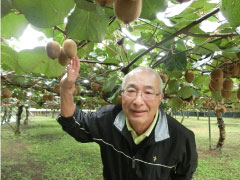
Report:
185,70,194,83
159,72,168,83
209,82,216,92
219,106,227,114
222,78,234,90
210,79,223,91
75,84,81,95
43,94,49,102
221,89,232,99
114,0,142,24
237,52,240,59
2,88,12,98
237,86,240,100
58,48,70,66
229,63,239,77
91,82,102,91
63,39,77,58
210,68,223,80
95,0,114,6
46,41,61,59
48,94,54,101
175,0,191,3
54,84,60,94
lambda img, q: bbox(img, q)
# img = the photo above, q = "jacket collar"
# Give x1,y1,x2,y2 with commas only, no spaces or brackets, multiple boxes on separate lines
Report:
113,109,170,142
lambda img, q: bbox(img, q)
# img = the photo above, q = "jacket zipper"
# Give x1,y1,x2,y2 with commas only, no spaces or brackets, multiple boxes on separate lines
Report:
132,156,135,168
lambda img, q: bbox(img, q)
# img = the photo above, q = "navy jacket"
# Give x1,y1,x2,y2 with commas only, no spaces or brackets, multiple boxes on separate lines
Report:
57,104,198,180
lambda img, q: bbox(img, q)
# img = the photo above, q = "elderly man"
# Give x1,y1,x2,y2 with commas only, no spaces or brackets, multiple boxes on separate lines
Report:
57,57,198,180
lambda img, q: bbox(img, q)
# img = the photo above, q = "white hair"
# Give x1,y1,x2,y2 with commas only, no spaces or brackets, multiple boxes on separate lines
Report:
121,67,163,94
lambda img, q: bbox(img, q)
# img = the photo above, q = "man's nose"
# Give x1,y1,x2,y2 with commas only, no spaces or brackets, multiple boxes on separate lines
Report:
133,92,144,105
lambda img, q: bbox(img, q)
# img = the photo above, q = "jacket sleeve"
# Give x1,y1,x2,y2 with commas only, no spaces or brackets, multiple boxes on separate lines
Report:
57,106,113,143
171,131,198,180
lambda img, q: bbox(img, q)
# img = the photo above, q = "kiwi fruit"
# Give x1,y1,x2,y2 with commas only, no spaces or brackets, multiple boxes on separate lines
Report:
185,70,194,83
43,94,49,102
95,0,114,6
2,88,12,98
114,0,142,24
48,94,54,101
219,106,227,114
159,72,168,83
210,68,223,80
222,78,234,90
63,39,77,58
209,83,216,92
237,86,240,100
54,84,60,94
46,41,61,59
58,48,70,66
229,63,239,77
221,89,232,99
237,52,240,59
91,82,102,91
175,0,191,3
209,79,223,91
75,83,81,95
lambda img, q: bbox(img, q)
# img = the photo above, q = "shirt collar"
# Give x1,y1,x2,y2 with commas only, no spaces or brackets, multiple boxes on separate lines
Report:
114,109,170,143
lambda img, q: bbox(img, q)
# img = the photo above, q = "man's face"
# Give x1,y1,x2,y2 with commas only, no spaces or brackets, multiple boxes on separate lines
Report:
121,70,163,128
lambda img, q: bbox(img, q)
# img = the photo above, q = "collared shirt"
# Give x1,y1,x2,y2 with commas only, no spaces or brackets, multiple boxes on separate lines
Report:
126,110,159,145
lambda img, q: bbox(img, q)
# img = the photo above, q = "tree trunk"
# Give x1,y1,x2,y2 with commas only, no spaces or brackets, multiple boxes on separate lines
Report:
7,107,13,122
180,110,185,124
15,105,24,135
1,107,7,124
216,116,226,150
197,111,199,120
24,106,29,125
52,109,55,118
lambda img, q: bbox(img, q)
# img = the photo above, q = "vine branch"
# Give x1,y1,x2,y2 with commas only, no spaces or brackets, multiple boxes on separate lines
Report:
121,8,220,74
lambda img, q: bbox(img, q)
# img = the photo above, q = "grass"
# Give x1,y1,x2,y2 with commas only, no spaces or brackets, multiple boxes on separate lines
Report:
1,114,240,180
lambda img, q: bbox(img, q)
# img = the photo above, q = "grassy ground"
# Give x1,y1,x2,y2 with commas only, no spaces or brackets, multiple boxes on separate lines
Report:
1,115,240,180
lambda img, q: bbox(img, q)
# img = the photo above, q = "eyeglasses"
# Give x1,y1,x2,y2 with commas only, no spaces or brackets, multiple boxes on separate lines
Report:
122,89,161,100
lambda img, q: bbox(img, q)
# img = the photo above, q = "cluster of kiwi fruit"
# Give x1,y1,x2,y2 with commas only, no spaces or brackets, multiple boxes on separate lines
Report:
43,93,55,102
158,72,168,83
95,0,142,24
214,105,227,116
184,70,194,83
203,100,216,110
46,39,77,66
90,82,103,91
1,88,12,98
209,68,224,92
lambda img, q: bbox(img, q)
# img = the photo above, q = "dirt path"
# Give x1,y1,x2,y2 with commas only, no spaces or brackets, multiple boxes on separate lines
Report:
1,138,45,180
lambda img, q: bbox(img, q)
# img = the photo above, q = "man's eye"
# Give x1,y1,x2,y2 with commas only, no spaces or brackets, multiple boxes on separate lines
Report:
145,91,154,95
127,89,136,93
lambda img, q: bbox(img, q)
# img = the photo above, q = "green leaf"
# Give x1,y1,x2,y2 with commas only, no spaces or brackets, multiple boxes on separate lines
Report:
1,43,25,75
178,86,193,99
1,0,12,17
167,79,179,94
164,52,187,71
103,75,118,93
108,85,121,104
193,75,210,87
75,0,97,11
18,47,65,77
1,13,28,39
167,97,183,111
12,0,75,28
141,0,168,20
220,0,240,27
66,6,108,42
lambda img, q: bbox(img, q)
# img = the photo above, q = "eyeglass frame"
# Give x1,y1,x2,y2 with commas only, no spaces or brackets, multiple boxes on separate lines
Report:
121,89,161,100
